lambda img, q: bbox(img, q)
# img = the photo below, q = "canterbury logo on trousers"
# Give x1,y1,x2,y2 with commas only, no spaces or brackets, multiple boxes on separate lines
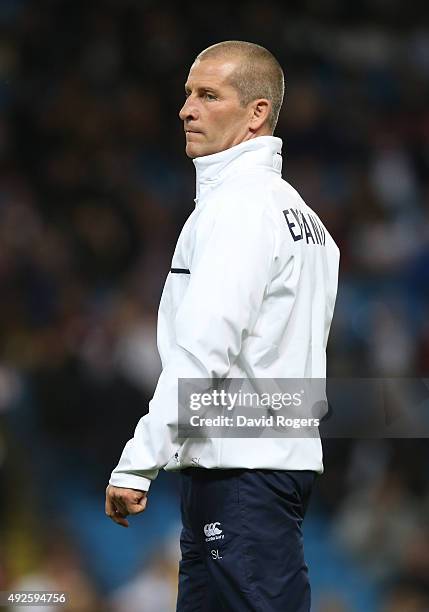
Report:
177,467,316,612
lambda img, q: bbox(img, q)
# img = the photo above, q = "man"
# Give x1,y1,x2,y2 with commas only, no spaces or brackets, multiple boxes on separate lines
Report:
106,41,340,611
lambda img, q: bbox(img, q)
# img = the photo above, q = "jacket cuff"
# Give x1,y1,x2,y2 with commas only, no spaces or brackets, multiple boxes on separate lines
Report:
109,473,152,492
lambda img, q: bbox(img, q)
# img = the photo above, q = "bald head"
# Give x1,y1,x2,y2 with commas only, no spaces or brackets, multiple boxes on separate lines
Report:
196,41,285,132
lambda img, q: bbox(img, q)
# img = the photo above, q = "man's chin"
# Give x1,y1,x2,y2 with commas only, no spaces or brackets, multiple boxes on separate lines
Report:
185,144,202,159
186,144,218,159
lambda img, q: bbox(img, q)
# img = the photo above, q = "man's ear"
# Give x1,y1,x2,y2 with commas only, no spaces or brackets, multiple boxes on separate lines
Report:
249,99,271,132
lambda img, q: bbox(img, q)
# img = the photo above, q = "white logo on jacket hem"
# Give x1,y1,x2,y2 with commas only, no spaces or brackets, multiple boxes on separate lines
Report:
204,522,224,542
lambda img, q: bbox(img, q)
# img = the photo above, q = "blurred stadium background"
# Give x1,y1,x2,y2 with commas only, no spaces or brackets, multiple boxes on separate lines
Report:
0,0,428,610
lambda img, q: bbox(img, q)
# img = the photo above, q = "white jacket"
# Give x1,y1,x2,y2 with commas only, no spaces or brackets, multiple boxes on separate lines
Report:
109,136,340,491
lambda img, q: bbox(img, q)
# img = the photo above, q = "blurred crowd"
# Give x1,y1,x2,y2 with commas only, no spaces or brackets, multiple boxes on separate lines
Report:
0,0,428,610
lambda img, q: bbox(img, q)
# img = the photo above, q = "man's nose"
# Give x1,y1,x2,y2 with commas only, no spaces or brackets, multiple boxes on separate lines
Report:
179,96,198,121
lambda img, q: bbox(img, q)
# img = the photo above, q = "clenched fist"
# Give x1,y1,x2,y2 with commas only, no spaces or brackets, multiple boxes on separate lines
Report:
105,485,148,528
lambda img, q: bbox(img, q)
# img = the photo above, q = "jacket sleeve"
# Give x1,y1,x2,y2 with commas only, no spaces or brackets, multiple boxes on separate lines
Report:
109,196,277,491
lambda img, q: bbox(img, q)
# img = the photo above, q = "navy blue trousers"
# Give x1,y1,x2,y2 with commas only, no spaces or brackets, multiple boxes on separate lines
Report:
176,468,316,612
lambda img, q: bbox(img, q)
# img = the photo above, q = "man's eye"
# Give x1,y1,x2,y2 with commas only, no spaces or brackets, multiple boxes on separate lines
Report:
205,93,216,100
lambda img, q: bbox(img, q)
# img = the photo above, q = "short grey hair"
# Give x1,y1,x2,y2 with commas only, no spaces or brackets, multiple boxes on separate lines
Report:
196,40,285,132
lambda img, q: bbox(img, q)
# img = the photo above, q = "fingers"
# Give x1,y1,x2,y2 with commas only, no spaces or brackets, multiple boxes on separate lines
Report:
105,492,128,528
112,509,129,528
105,486,148,528
127,495,147,515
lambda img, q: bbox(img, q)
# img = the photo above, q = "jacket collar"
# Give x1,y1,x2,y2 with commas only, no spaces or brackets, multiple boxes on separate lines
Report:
192,136,283,204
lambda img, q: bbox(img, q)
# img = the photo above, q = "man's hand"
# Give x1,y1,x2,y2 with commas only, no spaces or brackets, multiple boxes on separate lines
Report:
105,485,148,528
